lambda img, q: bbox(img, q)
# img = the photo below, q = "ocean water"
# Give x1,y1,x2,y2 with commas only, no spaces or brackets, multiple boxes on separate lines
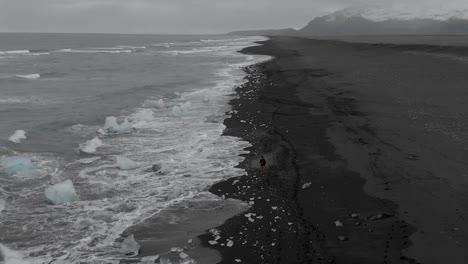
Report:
0,33,271,263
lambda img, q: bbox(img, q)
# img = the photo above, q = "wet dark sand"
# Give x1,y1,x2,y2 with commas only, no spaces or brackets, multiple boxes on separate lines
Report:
200,37,468,264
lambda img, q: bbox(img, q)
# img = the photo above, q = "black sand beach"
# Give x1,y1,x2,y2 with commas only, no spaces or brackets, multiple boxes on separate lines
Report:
200,37,468,264
125,36,468,264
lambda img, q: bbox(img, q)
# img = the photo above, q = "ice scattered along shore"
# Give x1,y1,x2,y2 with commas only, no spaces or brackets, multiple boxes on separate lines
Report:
45,179,77,205
116,156,139,170
0,243,31,264
100,117,133,135
1,156,34,174
121,234,140,256
79,137,103,154
8,130,27,143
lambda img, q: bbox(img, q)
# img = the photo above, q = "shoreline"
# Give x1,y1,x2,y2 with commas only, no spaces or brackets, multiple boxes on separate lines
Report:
199,38,414,264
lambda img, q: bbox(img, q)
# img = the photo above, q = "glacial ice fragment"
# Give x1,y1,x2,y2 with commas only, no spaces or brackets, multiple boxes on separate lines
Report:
45,179,78,205
102,117,133,135
121,234,140,256
116,156,139,170
8,130,27,143
1,156,34,173
79,137,103,154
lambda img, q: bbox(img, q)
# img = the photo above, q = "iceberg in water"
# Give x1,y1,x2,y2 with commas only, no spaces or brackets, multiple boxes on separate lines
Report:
8,130,27,143
121,234,140,256
1,156,35,174
79,137,103,154
116,156,139,170
101,117,134,135
45,179,77,205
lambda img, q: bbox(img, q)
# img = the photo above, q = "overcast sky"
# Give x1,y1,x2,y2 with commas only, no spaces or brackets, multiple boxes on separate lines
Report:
0,0,467,34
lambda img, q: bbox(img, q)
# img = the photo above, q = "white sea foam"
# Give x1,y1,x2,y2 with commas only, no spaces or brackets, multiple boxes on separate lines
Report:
8,130,27,143
15,74,40,79
58,49,133,54
24,52,50,56
0,50,30,55
0,98,26,104
79,137,103,154
0,198,5,214
142,99,165,108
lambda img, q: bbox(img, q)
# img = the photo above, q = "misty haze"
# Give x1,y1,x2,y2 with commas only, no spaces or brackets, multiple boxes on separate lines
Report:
1,1,468,264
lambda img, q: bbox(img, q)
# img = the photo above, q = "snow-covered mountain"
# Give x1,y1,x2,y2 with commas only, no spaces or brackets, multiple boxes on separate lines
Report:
326,5,468,22
300,5,468,35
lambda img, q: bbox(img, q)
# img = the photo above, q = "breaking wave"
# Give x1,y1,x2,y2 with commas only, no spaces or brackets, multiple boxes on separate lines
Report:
15,74,40,79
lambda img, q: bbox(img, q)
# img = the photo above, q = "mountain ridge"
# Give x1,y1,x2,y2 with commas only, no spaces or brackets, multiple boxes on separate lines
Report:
229,6,468,37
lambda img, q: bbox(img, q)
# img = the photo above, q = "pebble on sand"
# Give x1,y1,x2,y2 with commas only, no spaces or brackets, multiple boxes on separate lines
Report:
338,236,349,241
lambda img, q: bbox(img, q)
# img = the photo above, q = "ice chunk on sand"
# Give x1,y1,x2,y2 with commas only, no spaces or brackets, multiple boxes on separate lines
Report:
0,243,31,264
45,179,77,205
180,252,189,259
1,156,34,173
302,182,312,189
116,156,139,170
79,137,103,154
121,234,140,256
102,117,133,135
143,99,165,108
8,130,27,143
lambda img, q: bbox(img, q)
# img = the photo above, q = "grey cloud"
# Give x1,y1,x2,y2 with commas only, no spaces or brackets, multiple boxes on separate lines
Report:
0,0,466,34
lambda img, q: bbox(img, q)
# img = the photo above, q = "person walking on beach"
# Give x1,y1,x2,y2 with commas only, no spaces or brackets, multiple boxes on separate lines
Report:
260,156,267,176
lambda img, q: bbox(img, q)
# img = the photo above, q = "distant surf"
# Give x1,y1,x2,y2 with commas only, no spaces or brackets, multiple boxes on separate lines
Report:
15,74,40,79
